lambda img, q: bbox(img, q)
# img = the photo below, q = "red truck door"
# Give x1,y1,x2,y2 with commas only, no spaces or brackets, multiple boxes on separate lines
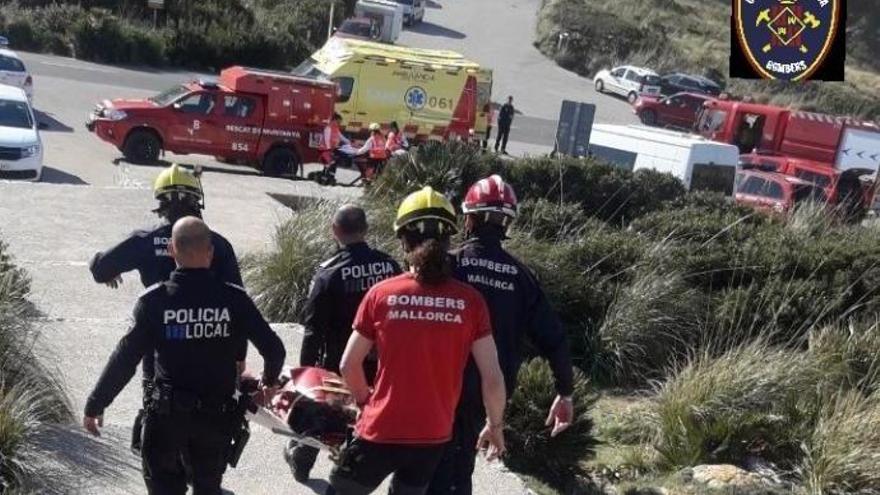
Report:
167,91,223,155
216,93,264,160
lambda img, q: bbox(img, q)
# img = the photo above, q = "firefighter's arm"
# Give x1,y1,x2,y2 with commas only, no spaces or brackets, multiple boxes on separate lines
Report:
524,274,575,397
84,299,153,432
355,137,373,156
339,331,374,406
217,236,244,286
89,233,144,284
472,334,507,460
299,272,331,367
235,291,286,386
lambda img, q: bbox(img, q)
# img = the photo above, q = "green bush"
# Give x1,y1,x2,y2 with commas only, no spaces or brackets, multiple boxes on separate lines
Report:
242,201,341,322
0,240,71,491
513,199,595,242
73,10,166,65
649,341,823,469
504,358,598,487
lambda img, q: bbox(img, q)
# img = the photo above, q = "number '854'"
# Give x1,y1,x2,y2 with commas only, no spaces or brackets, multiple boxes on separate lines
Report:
231,143,249,152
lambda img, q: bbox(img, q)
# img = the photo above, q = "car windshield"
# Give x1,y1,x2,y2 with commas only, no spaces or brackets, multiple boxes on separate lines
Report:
0,99,33,129
0,54,25,72
149,85,191,106
793,184,827,204
291,57,329,78
340,20,374,37
642,75,661,86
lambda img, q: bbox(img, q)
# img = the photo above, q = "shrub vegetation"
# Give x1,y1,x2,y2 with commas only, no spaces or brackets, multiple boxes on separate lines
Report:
247,144,880,492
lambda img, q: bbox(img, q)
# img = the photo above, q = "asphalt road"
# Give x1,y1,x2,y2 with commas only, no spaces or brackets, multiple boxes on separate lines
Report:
0,1,638,493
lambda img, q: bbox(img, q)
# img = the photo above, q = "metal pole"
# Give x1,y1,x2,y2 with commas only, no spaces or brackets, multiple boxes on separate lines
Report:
327,1,336,41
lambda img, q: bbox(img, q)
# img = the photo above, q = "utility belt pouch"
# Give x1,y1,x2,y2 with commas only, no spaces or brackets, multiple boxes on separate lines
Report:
141,379,155,407
227,421,250,468
149,384,172,415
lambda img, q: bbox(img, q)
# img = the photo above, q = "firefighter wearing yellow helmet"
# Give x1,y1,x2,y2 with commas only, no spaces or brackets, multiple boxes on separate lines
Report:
355,122,390,178
88,163,245,453
328,186,507,493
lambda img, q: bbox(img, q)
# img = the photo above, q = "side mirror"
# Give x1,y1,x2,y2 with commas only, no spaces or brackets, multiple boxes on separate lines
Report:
37,122,49,130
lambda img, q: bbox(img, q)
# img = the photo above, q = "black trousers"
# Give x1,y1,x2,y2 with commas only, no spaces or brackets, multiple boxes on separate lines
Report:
482,126,493,150
330,438,445,495
141,410,231,495
425,396,484,495
494,123,511,152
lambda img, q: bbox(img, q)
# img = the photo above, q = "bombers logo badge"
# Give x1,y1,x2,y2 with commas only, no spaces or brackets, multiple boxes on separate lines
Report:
734,0,840,81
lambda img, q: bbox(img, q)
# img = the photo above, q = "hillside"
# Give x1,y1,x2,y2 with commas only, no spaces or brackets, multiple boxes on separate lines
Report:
535,0,880,120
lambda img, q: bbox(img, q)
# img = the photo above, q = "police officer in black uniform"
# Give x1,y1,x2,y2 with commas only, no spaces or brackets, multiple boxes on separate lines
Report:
83,217,286,495
89,164,244,451
286,204,401,483
428,175,576,495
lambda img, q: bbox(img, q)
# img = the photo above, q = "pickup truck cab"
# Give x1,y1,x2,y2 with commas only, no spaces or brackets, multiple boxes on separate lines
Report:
87,66,337,177
734,169,829,214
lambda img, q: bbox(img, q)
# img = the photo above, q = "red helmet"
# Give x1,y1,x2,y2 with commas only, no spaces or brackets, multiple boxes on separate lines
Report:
462,174,518,219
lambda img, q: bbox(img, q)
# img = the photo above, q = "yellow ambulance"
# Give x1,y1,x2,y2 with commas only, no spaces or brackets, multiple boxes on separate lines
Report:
294,37,493,143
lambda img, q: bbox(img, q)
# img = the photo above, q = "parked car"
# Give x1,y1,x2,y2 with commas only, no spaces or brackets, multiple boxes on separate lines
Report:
86,67,336,176
0,84,43,181
335,17,381,41
632,92,710,129
659,73,721,96
0,47,33,102
393,0,425,25
734,169,829,214
594,65,662,103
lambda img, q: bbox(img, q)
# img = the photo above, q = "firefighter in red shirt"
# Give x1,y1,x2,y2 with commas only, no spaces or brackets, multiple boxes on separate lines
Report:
330,187,507,495
319,113,354,184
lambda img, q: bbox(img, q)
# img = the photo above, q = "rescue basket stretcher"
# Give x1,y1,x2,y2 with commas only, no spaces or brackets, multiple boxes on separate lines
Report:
241,366,357,454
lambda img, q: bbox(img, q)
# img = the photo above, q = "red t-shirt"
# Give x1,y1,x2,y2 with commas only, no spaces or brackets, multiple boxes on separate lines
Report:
352,273,492,444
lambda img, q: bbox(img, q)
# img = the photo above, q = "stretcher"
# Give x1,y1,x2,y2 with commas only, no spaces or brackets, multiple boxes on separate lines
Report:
240,366,357,454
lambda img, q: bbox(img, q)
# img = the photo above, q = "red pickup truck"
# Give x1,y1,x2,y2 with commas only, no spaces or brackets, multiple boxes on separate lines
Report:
87,66,337,176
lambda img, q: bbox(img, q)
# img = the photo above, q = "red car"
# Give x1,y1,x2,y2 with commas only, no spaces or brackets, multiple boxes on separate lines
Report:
633,92,709,130
734,169,829,214
86,66,336,176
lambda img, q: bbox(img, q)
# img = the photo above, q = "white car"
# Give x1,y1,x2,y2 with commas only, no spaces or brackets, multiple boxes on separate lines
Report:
394,0,425,25
0,47,33,102
593,65,662,104
0,84,43,181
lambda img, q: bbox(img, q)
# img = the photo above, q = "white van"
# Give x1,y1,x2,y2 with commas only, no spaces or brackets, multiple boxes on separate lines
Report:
394,0,425,25
587,124,739,194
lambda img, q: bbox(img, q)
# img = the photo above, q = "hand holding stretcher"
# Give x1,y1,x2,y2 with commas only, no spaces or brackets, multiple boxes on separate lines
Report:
239,366,357,455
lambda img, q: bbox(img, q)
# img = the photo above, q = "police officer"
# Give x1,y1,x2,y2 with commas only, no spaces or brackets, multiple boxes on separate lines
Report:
89,163,244,451
83,217,286,495
286,204,401,483
428,175,576,495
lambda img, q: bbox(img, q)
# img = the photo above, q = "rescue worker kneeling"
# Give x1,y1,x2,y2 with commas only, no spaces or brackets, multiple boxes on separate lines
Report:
83,217,286,495
329,187,507,495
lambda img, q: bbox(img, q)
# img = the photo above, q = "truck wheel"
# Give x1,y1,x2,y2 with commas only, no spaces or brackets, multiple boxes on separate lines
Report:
640,110,657,126
627,91,639,104
263,148,300,178
595,80,604,93
123,130,161,164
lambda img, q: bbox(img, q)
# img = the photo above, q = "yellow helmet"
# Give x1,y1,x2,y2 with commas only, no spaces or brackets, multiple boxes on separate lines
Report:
368,122,381,132
394,186,458,236
153,164,203,203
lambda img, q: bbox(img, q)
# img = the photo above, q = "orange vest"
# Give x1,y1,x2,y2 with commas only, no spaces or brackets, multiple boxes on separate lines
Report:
369,135,387,159
387,132,403,152
324,123,342,151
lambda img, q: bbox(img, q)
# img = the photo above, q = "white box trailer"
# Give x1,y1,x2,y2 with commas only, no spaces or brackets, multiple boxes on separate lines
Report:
588,124,740,194
355,0,404,43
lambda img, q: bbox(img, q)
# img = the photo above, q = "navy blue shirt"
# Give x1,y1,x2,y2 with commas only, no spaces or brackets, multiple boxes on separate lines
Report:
452,230,574,397
89,222,243,288
85,269,285,417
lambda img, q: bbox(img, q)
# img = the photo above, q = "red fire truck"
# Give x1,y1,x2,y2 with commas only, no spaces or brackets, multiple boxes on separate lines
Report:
87,66,337,176
696,99,880,214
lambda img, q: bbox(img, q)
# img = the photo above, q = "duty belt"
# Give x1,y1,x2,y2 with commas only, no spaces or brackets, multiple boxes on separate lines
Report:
151,385,234,415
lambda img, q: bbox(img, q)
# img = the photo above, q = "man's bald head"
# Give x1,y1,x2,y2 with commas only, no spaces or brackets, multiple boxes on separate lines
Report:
170,216,214,268
332,204,367,245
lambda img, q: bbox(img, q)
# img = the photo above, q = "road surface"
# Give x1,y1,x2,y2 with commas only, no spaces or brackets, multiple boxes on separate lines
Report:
0,0,637,493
